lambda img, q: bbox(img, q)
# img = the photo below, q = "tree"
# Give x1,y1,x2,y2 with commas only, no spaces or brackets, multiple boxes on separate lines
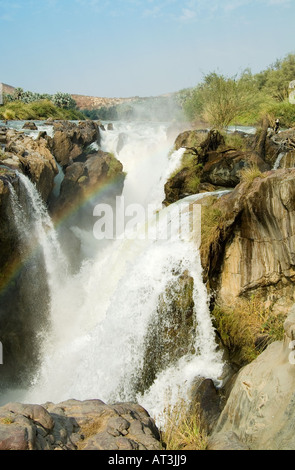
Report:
255,53,295,101
184,72,263,128
52,92,77,109
13,87,24,101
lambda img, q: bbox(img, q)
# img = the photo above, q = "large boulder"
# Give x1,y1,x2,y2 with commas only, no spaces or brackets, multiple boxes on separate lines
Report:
208,305,295,450
0,399,161,450
50,120,100,167
2,129,58,202
56,149,125,213
22,122,38,130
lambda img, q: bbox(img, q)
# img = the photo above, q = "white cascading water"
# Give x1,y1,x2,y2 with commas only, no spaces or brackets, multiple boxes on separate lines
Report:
10,122,224,427
273,152,285,170
8,174,67,294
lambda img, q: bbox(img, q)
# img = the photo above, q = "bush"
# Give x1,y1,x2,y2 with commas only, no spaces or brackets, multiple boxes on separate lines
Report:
266,100,295,128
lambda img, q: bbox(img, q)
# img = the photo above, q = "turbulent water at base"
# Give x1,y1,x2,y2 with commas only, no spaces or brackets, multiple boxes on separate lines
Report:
6,122,224,426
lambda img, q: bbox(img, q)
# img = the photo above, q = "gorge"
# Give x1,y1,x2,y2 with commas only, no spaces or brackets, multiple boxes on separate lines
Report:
0,118,295,450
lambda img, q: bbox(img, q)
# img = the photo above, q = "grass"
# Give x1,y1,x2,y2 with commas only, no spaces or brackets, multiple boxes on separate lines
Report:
200,196,224,255
161,398,208,451
221,132,249,152
0,417,14,425
240,164,263,184
212,296,285,366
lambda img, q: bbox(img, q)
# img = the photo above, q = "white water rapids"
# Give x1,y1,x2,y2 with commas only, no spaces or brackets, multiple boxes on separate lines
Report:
6,121,224,427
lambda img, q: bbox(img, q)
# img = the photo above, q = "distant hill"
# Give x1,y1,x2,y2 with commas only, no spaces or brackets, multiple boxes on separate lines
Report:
0,82,137,110
0,82,175,113
71,94,138,110
1,83,16,94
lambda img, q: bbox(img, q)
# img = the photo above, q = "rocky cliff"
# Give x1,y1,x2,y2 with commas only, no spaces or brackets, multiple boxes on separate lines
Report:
199,169,295,314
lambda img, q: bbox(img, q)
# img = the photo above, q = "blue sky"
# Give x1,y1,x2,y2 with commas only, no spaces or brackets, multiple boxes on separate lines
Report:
0,0,294,97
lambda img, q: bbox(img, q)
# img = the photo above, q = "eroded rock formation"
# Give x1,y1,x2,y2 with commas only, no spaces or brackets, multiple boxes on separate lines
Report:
199,169,295,313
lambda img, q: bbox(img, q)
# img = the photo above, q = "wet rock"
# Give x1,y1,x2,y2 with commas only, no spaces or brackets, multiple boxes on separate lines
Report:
56,149,125,214
22,122,38,130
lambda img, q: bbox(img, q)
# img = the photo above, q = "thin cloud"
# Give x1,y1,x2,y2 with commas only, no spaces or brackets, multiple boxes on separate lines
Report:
179,8,196,22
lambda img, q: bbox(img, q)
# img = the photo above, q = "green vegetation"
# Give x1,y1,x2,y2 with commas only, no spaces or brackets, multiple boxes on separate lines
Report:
1,88,85,121
181,53,295,128
161,399,207,450
106,152,125,178
213,297,285,366
0,417,14,425
0,99,85,121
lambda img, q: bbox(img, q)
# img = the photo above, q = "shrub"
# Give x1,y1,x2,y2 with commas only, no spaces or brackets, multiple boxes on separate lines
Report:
2,109,16,120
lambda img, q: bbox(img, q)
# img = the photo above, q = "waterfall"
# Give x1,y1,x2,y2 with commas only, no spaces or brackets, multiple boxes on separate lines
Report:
9,173,67,293
5,122,224,427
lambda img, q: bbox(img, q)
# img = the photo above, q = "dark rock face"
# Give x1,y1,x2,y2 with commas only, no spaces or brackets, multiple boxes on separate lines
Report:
201,149,269,187
0,171,50,391
189,378,222,436
0,400,161,450
22,122,38,130
164,129,272,206
136,272,196,394
164,124,295,207
51,150,125,247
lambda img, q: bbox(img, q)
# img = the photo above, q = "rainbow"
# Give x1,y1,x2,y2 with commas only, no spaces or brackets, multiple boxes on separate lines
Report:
0,171,124,298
